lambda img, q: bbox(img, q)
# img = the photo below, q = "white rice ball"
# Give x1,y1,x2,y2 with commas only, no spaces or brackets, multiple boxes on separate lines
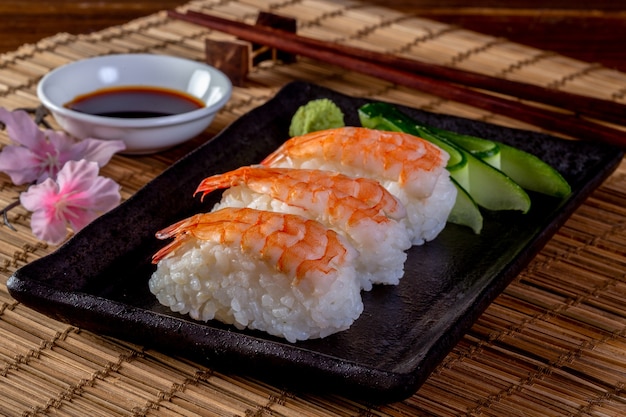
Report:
382,169,457,245
214,186,411,290
149,236,363,343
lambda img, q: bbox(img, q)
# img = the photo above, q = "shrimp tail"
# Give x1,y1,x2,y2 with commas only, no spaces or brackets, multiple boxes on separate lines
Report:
194,166,250,201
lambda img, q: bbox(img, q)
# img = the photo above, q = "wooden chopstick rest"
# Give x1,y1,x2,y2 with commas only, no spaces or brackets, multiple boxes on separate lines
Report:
204,11,297,86
205,39,251,87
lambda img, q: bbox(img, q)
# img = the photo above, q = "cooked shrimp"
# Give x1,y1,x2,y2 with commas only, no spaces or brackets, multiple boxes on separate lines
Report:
195,166,406,223
196,166,411,290
152,207,355,290
261,126,449,198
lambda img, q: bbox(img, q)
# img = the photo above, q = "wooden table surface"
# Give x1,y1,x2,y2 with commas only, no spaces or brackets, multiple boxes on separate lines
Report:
1,1,625,72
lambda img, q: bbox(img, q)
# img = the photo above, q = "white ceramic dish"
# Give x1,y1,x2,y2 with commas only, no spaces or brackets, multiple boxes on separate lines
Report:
37,53,232,154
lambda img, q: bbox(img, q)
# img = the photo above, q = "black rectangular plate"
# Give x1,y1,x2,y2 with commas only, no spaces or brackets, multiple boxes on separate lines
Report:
8,81,624,403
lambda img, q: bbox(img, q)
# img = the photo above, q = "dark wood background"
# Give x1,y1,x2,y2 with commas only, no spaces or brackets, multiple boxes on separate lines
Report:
1,1,625,72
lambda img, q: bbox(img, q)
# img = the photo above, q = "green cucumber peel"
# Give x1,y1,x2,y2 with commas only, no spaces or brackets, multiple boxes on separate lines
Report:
427,126,501,169
448,177,483,234
424,124,571,198
498,142,571,198
358,102,531,214
412,127,470,191
455,139,531,213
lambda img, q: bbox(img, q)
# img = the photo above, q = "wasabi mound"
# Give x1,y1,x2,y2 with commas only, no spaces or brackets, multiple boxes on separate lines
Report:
288,98,345,137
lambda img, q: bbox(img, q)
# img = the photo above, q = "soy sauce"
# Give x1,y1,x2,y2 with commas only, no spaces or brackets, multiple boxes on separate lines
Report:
64,86,205,118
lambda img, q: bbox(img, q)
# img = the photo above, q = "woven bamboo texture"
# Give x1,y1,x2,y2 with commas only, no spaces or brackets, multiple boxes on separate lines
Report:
1,0,626,415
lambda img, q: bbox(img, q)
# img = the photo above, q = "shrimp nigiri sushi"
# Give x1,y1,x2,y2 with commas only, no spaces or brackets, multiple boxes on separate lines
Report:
149,207,363,343
195,166,412,291
262,127,457,245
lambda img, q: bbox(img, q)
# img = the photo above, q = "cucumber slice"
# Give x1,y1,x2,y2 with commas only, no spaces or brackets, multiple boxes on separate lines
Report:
448,177,483,234
413,126,470,191
428,126,501,169
427,126,571,198
499,142,571,197
458,141,531,213
358,103,531,213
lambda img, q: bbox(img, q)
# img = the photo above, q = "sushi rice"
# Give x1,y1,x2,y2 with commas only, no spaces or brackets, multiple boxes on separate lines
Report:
149,209,363,343
214,185,412,291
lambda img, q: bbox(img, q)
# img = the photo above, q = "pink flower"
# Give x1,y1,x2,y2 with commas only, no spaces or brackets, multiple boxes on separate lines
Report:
0,108,125,185
20,159,121,245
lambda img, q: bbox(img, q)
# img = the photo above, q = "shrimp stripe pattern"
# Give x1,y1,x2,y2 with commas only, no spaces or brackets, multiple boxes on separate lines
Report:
152,207,354,287
195,166,407,225
261,127,449,199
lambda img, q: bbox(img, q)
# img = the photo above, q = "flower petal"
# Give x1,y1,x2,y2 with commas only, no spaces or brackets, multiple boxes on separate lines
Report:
0,145,41,185
57,161,121,233
19,159,122,245
1,109,125,187
52,131,125,168
72,176,121,212
19,177,59,212
68,138,126,167
0,108,47,148
20,178,69,245
56,159,101,192
29,208,69,245
0,109,67,184
60,180,121,231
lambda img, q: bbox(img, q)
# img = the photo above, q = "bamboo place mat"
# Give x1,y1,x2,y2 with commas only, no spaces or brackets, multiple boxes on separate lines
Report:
1,0,626,415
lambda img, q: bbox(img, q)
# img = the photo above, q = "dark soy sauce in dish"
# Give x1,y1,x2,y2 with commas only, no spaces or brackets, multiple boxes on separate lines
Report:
64,86,205,118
